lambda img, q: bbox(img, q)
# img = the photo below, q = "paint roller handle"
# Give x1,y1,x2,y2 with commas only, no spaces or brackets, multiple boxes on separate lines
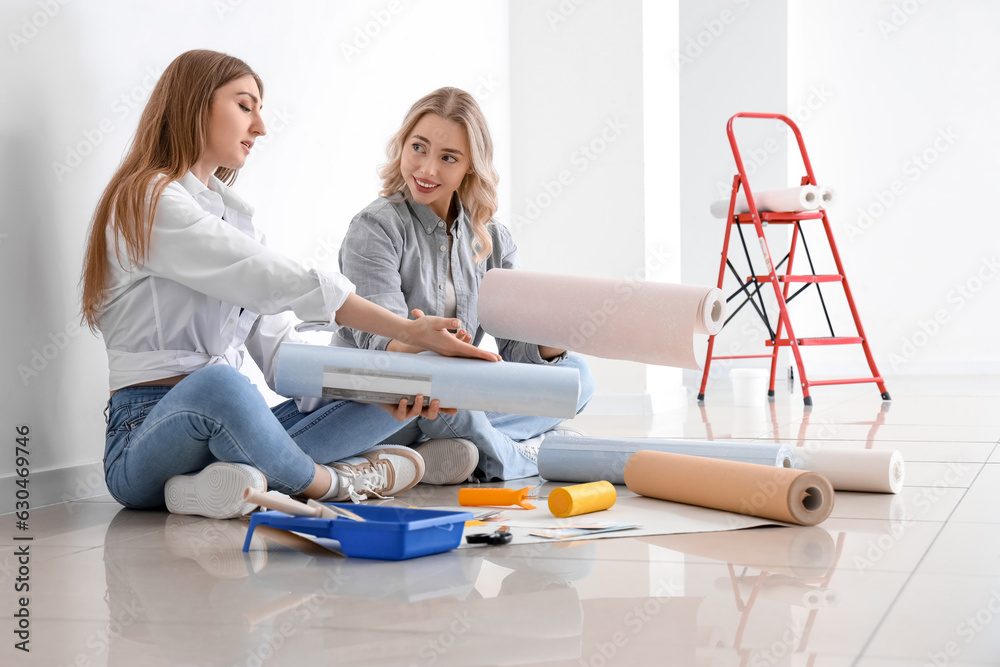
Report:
244,489,321,517
458,487,537,510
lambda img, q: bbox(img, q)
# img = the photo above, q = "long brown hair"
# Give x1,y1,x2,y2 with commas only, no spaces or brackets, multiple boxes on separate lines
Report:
379,87,499,262
80,50,263,331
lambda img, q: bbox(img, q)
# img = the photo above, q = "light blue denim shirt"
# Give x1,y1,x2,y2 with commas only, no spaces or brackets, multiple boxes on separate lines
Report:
334,194,560,365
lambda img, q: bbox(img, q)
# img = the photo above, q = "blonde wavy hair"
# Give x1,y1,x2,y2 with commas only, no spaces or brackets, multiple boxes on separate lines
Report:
80,50,263,331
379,87,499,262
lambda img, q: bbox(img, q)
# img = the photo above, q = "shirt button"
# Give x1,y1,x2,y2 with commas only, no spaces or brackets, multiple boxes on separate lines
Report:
426,227,432,233
440,245,447,252
438,221,444,228
438,284,443,289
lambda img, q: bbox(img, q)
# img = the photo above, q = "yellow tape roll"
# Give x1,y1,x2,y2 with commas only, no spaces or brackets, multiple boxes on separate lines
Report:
548,481,617,518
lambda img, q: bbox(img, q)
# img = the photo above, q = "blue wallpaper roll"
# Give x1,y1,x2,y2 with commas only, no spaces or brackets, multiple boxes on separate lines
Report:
537,435,797,484
275,343,581,418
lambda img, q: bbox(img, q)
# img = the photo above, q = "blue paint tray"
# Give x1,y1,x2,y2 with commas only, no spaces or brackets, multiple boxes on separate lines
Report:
242,504,473,560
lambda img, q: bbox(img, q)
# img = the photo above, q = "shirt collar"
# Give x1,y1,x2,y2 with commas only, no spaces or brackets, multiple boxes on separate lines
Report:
177,171,256,219
406,192,468,236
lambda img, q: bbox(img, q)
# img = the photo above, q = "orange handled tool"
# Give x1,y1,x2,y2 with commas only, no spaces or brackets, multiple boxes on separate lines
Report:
458,487,537,510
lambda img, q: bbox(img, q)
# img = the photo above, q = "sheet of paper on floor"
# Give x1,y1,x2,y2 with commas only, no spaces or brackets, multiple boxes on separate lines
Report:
426,492,790,548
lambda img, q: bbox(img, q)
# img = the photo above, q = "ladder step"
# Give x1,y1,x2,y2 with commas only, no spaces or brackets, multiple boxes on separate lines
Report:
766,337,864,347
808,377,884,387
749,275,843,283
735,211,825,223
708,354,773,361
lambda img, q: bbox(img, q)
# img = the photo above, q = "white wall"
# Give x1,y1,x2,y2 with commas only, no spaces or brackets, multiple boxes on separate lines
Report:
787,0,1000,376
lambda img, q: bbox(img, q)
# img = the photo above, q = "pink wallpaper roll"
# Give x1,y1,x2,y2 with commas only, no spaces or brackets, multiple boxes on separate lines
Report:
477,269,724,369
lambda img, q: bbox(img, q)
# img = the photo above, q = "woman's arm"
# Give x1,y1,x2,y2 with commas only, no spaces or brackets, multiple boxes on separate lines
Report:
146,185,496,361
145,186,353,324
335,295,497,361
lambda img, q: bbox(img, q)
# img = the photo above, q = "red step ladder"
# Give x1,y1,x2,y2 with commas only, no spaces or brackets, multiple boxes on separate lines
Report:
698,112,890,406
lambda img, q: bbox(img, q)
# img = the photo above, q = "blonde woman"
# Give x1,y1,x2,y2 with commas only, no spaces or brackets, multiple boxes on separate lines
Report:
335,87,593,483
81,52,499,519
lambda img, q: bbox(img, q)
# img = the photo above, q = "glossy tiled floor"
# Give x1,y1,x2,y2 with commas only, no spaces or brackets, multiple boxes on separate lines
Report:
3,375,999,666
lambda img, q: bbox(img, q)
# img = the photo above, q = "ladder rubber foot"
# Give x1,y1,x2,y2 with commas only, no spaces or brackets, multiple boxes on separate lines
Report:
881,392,892,401
697,393,705,402
803,396,813,406
767,390,775,398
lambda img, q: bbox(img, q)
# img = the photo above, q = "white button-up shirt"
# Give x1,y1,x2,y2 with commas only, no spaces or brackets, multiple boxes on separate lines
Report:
99,172,354,392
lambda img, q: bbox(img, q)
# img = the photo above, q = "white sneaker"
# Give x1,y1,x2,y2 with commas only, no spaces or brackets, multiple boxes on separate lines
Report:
518,425,587,465
413,438,480,485
328,445,425,503
514,434,544,464
544,424,588,439
164,462,266,520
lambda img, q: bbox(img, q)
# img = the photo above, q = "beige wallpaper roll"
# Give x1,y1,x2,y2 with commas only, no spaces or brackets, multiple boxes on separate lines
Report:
477,269,724,369
624,450,834,526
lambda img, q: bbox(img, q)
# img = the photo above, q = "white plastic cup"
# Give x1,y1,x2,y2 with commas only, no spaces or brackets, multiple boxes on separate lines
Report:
731,368,768,407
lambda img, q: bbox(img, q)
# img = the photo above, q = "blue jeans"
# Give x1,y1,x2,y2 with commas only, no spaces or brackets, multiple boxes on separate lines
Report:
381,354,595,481
103,364,412,509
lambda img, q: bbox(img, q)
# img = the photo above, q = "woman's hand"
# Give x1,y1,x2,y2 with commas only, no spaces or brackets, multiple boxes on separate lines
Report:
378,394,458,421
388,326,474,354
334,295,499,361
398,309,501,361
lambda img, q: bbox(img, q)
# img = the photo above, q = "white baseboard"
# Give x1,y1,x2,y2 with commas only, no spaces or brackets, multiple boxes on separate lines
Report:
0,460,107,515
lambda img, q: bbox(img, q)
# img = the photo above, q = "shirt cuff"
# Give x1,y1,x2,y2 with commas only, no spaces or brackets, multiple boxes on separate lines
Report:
293,270,355,333
505,340,567,365
320,270,355,326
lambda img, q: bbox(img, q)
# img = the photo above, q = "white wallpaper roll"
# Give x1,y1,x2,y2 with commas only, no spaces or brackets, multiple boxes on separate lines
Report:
477,269,725,369
794,447,904,494
275,343,581,418
537,435,796,485
709,185,822,218
817,185,837,208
